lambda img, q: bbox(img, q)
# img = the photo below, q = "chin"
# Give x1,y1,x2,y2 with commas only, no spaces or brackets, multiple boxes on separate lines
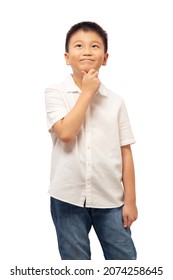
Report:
81,67,92,73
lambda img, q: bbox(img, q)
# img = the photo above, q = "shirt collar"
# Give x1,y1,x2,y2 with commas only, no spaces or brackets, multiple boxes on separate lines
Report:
63,75,108,97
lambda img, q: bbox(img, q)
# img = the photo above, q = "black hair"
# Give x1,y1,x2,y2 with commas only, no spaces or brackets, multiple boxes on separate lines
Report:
65,21,108,53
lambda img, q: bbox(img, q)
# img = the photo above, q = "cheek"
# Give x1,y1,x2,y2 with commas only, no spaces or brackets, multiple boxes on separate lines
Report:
97,56,106,65
69,54,79,63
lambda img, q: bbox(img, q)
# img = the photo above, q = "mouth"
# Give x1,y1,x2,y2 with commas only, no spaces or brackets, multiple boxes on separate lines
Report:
80,58,94,62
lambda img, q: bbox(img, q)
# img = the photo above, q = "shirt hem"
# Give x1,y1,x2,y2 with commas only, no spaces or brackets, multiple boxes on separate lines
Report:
48,192,124,209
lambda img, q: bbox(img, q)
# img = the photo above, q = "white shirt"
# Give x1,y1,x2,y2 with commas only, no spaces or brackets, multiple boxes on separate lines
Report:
45,75,135,208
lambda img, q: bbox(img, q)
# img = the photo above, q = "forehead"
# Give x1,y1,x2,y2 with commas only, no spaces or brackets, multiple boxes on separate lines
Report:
69,30,104,44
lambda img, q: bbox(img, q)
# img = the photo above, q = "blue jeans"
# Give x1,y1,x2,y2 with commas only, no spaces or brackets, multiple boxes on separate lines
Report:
51,197,137,260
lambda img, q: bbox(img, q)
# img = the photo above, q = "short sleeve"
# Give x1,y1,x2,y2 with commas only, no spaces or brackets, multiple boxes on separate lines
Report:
118,100,135,146
45,87,67,132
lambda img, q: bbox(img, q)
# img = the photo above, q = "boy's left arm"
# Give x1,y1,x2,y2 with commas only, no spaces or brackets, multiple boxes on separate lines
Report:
121,145,138,228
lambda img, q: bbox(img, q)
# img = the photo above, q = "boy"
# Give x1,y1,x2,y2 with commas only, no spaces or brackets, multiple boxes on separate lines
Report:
45,21,137,260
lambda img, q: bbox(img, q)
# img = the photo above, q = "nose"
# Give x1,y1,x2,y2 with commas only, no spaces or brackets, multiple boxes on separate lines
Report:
82,46,92,56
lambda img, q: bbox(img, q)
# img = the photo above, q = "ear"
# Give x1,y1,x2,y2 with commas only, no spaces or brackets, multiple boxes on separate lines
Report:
102,53,109,66
64,52,70,65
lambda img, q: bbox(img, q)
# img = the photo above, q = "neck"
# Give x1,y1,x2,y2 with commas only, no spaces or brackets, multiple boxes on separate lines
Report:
72,73,83,89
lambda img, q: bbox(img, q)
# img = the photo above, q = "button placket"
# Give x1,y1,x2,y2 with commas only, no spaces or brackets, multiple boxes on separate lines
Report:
85,106,92,206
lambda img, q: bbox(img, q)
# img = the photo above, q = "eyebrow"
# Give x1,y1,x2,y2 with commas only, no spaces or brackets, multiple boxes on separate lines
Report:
72,40,102,46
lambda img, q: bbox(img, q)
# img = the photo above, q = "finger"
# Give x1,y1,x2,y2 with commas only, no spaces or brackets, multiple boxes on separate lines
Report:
127,220,133,228
123,215,128,228
81,70,87,76
127,217,137,228
88,68,98,75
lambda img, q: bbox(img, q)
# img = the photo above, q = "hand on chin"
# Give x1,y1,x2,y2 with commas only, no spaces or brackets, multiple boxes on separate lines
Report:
81,66,96,74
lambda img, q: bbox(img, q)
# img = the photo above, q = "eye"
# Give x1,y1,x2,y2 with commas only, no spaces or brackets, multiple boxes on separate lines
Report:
92,44,99,48
75,44,82,48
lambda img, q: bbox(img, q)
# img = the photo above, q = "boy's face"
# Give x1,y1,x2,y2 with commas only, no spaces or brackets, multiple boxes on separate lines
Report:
65,30,108,76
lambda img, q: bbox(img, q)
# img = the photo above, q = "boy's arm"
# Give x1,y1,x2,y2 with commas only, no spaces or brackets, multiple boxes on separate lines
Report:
121,144,138,228
52,69,100,143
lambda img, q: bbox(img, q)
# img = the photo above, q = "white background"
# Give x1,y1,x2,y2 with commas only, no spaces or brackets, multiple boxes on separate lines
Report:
0,0,173,278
